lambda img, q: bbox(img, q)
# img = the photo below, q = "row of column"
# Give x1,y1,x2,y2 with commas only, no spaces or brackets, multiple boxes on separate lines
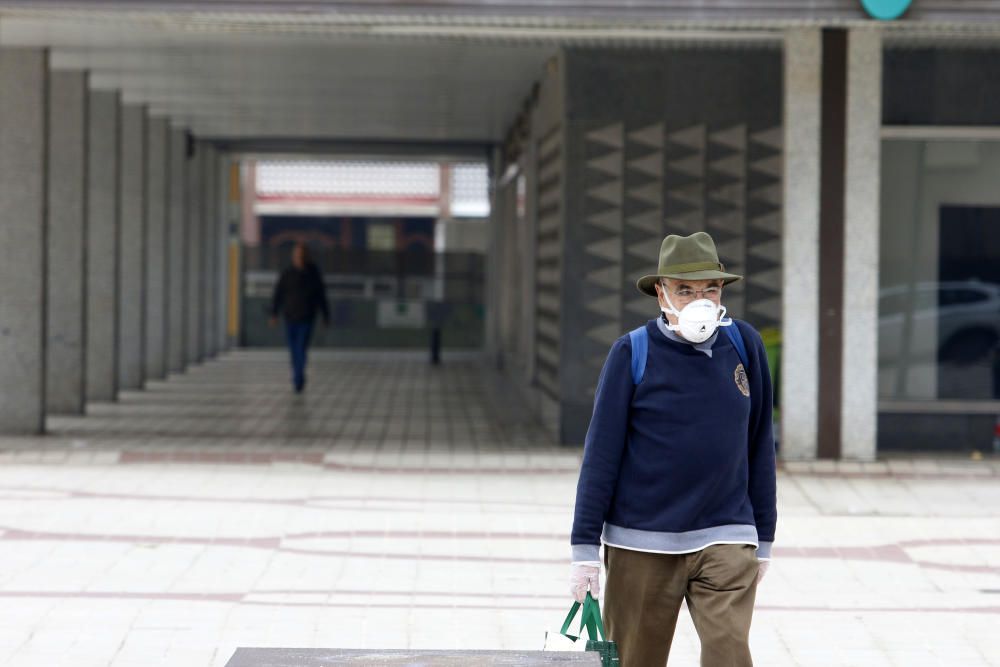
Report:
0,49,232,434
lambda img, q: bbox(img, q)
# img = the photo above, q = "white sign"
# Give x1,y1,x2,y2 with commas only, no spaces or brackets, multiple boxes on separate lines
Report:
377,300,426,328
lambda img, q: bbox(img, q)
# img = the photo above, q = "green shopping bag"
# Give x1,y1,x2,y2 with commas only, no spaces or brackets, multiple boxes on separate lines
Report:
559,593,620,666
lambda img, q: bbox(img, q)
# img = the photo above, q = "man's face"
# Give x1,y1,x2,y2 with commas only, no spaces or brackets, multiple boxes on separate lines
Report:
292,245,306,269
655,278,724,324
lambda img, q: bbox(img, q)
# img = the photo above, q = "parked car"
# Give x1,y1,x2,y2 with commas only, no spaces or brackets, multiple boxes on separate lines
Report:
879,280,1000,366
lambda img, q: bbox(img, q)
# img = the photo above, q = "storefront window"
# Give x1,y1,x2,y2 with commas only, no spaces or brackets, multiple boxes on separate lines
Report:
879,139,1000,402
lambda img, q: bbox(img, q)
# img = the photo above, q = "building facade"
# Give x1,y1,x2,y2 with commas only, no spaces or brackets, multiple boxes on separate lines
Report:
488,2,1000,457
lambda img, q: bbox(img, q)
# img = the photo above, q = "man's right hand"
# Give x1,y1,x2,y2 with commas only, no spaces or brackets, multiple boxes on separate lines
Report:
569,561,601,602
268,317,278,328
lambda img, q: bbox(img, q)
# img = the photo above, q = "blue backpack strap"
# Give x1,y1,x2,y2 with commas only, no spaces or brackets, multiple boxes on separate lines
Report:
628,326,648,385
724,321,750,371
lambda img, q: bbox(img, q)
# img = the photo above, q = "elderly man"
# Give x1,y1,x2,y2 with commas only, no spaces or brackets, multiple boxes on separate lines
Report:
569,231,777,666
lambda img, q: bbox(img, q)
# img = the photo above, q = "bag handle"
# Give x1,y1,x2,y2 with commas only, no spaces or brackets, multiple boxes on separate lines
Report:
559,593,607,643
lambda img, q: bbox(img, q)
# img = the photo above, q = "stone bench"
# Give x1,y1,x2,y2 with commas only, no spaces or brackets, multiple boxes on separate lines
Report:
225,648,601,666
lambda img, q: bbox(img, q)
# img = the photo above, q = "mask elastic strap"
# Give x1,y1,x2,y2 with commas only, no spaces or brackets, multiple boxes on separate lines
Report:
661,290,683,332
718,305,734,327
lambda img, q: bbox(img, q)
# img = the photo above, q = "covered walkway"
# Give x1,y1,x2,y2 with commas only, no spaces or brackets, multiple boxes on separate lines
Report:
44,350,558,458
0,352,998,666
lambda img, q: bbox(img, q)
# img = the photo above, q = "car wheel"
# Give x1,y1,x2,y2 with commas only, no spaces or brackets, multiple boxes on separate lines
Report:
938,329,1000,365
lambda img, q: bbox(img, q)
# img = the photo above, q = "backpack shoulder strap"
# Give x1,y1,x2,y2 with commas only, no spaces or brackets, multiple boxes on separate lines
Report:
723,321,750,371
628,325,648,385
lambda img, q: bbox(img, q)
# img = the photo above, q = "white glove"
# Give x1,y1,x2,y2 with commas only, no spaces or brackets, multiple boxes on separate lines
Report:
569,561,601,602
757,559,770,584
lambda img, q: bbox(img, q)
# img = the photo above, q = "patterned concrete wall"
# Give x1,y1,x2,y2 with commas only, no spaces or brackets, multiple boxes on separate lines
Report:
557,48,783,443
577,122,624,399
624,123,666,324
744,126,784,327
532,56,566,421
535,123,563,404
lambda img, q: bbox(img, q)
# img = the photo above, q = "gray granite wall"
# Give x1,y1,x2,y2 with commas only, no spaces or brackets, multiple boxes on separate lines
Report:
0,49,48,433
186,143,205,364
118,105,147,391
202,147,219,359
85,90,120,403
45,70,89,415
143,117,169,381
167,127,188,373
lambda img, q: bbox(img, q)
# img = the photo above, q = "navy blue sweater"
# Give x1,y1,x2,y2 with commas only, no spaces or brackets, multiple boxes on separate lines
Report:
571,318,777,562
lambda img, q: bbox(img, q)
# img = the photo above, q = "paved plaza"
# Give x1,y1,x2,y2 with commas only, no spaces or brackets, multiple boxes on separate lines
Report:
0,350,998,666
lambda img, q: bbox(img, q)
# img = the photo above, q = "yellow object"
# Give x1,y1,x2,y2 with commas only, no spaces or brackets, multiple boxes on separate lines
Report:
759,327,781,346
229,163,240,203
227,241,240,338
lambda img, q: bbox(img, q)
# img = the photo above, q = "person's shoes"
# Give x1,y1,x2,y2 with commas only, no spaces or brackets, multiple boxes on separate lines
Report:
293,381,304,393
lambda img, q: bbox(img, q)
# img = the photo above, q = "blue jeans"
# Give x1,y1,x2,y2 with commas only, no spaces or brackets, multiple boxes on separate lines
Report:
284,320,314,390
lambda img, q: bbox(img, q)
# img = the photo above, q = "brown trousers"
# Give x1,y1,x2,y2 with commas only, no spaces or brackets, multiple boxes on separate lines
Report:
603,544,759,667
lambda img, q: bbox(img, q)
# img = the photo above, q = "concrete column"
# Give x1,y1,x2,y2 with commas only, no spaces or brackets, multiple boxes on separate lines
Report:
521,141,538,388
202,147,218,358
167,127,187,372
118,104,146,390
781,29,822,460
186,143,204,364
0,49,48,433
214,155,224,354
484,148,503,366
85,90,120,403
840,28,882,461
143,117,169,381
218,156,233,352
212,158,223,354
45,70,88,415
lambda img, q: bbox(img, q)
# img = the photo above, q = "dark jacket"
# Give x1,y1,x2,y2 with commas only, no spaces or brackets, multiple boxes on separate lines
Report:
570,318,777,562
270,263,330,324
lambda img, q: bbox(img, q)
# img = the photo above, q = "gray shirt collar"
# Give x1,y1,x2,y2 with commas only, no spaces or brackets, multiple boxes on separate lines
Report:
656,316,718,357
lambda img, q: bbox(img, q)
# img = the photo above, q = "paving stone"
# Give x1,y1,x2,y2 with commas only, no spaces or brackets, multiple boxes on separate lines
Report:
0,350,997,667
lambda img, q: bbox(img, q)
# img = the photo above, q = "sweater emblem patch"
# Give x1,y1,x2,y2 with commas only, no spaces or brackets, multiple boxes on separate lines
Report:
734,364,750,397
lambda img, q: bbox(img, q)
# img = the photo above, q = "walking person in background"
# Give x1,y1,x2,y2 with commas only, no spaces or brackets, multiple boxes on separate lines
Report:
269,242,330,393
569,232,777,666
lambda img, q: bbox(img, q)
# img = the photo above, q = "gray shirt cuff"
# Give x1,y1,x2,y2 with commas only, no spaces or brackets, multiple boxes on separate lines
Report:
757,541,773,560
571,544,601,562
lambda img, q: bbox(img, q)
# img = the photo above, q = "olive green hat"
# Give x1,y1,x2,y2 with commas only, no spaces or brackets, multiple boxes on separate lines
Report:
636,231,743,297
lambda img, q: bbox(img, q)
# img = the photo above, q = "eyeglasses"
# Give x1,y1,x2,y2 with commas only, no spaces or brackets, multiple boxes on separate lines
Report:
662,285,722,299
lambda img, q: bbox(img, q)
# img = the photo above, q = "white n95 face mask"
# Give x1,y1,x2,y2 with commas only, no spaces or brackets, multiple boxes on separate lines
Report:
660,294,733,343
